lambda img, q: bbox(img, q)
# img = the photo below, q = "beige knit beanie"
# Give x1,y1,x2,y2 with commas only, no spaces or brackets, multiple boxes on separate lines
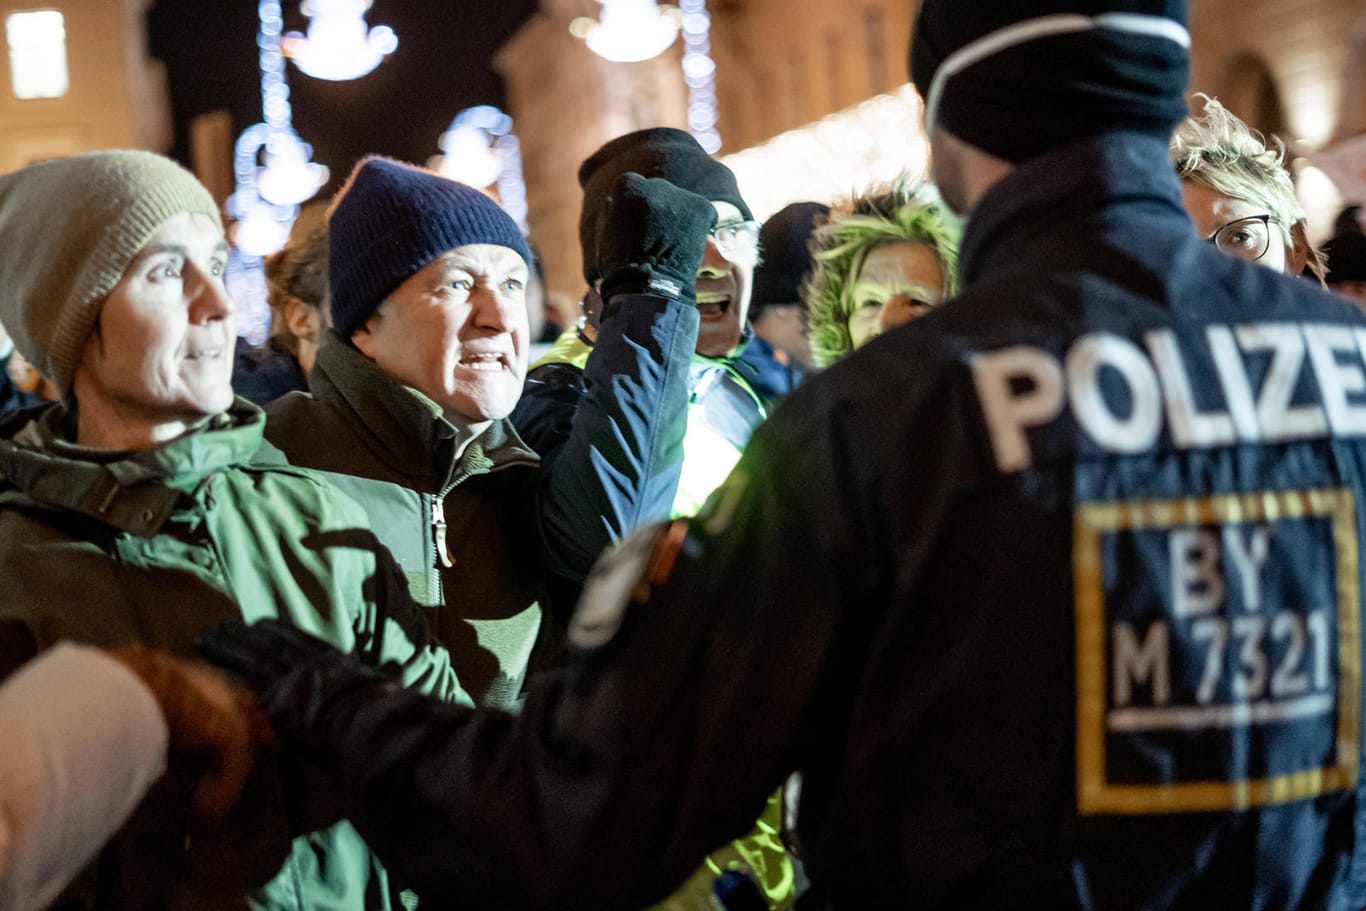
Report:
0,150,222,400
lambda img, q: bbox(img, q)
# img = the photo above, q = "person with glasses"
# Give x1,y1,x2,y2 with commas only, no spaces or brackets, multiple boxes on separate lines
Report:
507,127,793,909
184,0,1366,906
1171,94,1327,282
515,128,772,520
806,176,960,367
199,0,1366,905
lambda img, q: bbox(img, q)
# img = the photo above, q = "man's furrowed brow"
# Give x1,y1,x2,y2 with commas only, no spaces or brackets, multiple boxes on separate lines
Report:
442,253,529,274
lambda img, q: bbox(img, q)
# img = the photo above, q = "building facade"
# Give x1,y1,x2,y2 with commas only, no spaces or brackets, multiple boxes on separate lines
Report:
0,0,170,174
500,0,1366,301
1187,0,1366,233
494,0,689,302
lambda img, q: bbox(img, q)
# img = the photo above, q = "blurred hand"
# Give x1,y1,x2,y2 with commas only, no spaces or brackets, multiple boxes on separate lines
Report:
108,644,270,825
199,619,395,751
196,618,348,689
595,172,718,306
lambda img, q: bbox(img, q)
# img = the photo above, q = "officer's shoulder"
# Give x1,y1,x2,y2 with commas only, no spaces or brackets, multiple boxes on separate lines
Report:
1274,273,1366,322
767,324,957,441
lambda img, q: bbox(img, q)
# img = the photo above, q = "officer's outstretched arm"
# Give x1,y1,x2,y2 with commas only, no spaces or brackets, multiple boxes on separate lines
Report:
201,403,879,910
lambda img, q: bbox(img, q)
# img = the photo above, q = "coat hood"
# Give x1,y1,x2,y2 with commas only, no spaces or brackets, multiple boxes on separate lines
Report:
0,398,268,535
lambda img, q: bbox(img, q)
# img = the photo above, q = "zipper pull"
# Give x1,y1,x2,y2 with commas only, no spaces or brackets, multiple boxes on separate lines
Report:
432,497,454,568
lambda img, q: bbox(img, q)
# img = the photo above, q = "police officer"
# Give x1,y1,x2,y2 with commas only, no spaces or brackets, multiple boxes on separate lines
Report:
203,0,1366,907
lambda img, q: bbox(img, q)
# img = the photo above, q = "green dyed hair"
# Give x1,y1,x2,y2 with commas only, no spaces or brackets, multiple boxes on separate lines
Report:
1170,94,1326,283
806,176,960,368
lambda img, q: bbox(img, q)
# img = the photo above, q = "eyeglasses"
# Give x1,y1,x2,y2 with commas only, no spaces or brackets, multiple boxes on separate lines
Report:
1207,214,1276,263
708,220,760,258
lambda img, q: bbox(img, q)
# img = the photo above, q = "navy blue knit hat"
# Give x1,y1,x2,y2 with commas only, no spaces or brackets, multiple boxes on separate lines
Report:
578,128,751,284
750,201,829,316
328,156,531,338
910,1,1191,164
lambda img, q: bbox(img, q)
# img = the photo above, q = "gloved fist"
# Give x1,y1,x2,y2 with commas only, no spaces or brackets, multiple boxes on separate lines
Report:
596,172,718,306
198,619,395,755
107,644,266,826
197,618,354,690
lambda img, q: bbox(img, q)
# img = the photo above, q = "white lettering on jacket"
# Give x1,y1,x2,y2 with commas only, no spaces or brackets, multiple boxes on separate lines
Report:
971,321,1366,472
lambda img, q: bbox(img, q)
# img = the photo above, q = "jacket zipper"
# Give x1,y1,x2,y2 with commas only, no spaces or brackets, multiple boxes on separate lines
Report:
431,496,454,568
429,454,537,577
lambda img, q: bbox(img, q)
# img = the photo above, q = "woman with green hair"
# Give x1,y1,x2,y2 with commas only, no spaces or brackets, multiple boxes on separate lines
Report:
806,178,960,367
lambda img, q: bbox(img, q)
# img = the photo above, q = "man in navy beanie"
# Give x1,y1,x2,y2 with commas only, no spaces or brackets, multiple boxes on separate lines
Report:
265,156,704,710
205,2,1366,908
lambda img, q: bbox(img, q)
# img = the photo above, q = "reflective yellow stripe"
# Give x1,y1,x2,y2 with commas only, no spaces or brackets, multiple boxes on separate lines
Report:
531,328,592,371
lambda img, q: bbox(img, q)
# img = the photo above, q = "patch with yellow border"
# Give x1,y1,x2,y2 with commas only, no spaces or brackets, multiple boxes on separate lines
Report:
1074,488,1360,814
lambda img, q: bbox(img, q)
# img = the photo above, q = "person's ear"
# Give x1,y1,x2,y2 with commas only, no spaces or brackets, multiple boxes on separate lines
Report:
1288,222,1312,277
350,315,379,359
285,298,321,344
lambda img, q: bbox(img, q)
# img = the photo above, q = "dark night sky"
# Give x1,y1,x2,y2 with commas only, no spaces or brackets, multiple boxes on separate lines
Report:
146,1,540,197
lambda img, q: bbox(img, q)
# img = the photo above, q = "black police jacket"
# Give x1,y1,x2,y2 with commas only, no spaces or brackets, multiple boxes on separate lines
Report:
245,132,1366,910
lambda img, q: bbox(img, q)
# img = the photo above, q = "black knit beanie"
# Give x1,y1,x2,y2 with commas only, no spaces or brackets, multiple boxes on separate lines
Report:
750,201,829,316
328,156,532,338
910,1,1191,164
578,128,752,284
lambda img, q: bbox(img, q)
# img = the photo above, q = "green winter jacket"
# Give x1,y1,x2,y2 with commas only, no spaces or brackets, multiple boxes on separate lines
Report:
266,336,544,709
0,400,470,911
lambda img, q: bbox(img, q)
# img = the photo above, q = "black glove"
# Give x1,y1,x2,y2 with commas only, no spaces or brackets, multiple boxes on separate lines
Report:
198,618,348,689
595,172,718,306
0,618,36,682
198,619,395,755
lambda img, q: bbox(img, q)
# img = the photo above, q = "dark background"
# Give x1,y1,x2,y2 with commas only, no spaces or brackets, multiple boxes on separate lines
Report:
147,0,540,197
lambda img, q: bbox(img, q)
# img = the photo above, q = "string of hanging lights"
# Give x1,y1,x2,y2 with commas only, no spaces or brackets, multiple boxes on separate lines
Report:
282,0,397,82
430,106,530,235
571,0,721,152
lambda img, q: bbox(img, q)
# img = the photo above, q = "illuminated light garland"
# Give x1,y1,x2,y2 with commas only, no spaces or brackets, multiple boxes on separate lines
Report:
571,0,721,152
228,1,331,339
283,0,397,82
678,0,719,152
430,106,530,235
570,0,678,64
224,249,271,345
249,0,328,208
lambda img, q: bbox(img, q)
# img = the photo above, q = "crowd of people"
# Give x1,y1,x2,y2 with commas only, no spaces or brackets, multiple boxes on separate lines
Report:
5,0,1366,908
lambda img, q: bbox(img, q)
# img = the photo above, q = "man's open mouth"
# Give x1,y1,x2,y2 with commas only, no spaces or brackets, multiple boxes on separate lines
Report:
695,292,732,321
459,352,510,372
